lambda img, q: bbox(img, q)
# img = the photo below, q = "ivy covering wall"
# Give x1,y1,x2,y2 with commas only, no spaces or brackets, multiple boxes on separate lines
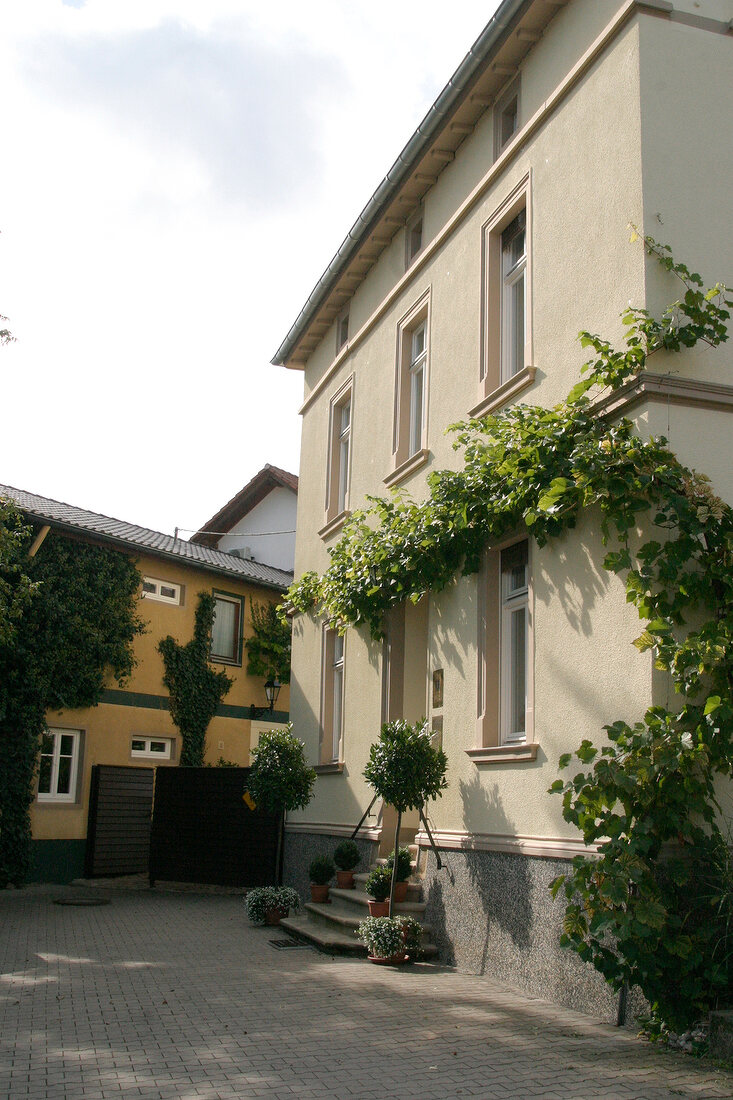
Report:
0,515,144,886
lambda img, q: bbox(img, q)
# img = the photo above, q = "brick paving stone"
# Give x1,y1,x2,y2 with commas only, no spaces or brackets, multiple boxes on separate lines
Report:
2,885,733,1098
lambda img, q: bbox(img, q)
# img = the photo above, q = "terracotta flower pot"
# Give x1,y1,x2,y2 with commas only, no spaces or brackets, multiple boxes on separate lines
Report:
264,908,281,926
310,883,330,903
336,870,355,889
393,881,408,903
367,899,389,917
368,952,409,966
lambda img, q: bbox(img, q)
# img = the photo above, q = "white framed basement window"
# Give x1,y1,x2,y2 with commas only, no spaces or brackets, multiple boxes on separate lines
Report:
37,728,81,802
131,736,173,760
142,577,181,605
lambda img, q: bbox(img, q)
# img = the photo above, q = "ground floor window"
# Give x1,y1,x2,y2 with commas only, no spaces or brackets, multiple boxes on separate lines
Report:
38,727,81,802
131,736,173,760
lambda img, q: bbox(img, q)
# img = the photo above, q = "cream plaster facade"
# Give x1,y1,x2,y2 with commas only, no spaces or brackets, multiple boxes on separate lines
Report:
276,0,733,1013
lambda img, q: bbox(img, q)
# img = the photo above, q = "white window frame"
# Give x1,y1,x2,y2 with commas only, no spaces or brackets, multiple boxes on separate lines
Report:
500,541,529,744
210,591,244,665
391,290,431,476
322,376,354,535
321,625,346,763
475,173,534,414
131,736,173,760
500,212,527,385
408,322,427,458
37,728,81,803
142,577,181,605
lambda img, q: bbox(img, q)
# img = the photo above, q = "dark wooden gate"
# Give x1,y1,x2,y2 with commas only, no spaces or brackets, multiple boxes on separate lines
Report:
85,765,155,877
148,767,280,887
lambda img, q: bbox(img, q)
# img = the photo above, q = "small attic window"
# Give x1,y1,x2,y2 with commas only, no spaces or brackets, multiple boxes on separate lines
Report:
336,308,349,354
142,577,181,605
495,78,520,158
405,210,423,269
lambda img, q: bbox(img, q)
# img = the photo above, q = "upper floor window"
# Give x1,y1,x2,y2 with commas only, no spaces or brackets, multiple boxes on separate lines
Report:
405,210,423,268
38,728,81,802
494,77,520,158
501,211,527,384
322,376,353,535
474,173,534,415
142,577,181,605
390,290,431,480
211,591,244,665
408,323,427,457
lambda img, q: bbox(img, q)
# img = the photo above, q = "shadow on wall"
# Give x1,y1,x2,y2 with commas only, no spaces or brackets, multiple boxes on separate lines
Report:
425,774,532,974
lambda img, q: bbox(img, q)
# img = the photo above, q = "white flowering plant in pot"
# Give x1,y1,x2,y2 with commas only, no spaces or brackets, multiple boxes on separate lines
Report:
357,915,406,960
245,886,300,925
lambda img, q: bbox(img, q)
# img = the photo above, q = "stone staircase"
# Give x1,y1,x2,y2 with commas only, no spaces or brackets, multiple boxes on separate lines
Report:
280,858,438,959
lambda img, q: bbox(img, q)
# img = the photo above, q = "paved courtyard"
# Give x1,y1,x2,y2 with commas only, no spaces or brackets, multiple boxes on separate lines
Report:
1,885,732,1100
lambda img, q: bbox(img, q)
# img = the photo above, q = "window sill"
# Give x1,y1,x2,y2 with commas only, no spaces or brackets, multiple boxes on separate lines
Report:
469,366,536,419
210,656,242,668
314,762,344,775
318,510,351,541
384,448,430,489
466,742,538,765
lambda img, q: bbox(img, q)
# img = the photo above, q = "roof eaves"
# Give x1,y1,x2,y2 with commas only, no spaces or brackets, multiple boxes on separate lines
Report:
271,0,531,368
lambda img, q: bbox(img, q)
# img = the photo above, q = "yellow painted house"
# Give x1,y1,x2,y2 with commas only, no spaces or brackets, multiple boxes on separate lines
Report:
1,483,293,884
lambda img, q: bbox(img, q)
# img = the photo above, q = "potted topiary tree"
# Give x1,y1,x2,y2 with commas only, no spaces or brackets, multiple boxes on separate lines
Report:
309,855,335,902
357,916,408,965
364,865,392,916
364,719,447,916
247,724,316,884
333,839,361,889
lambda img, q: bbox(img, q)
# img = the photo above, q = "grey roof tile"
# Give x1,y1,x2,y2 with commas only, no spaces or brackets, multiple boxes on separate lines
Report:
0,484,293,592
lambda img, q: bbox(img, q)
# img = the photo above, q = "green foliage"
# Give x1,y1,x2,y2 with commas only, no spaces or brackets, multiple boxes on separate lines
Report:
309,854,335,885
399,915,425,960
247,724,316,814
286,233,733,1029
158,592,232,767
0,498,37,647
245,885,300,924
365,865,392,902
0,528,144,885
245,599,291,683
333,839,361,872
386,846,413,881
364,720,448,813
357,915,405,958
204,756,238,768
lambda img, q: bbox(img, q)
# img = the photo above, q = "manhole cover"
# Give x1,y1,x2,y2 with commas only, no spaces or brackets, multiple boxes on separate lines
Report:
269,938,311,950
53,896,111,906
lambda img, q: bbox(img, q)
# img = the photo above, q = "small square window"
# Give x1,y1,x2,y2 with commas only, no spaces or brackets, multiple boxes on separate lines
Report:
142,577,181,605
131,737,173,759
211,592,244,664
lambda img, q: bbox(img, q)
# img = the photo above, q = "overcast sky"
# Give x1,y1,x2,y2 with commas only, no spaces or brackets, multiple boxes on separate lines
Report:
0,0,501,539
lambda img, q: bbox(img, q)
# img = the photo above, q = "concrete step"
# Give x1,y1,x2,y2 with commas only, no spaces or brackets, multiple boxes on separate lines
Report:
303,901,435,940
352,873,422,902
326,886,426,916
280,912,439,959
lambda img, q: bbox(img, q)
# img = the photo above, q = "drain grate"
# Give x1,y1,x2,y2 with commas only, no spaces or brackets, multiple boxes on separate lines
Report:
53,896,111,907
269,937,312,951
